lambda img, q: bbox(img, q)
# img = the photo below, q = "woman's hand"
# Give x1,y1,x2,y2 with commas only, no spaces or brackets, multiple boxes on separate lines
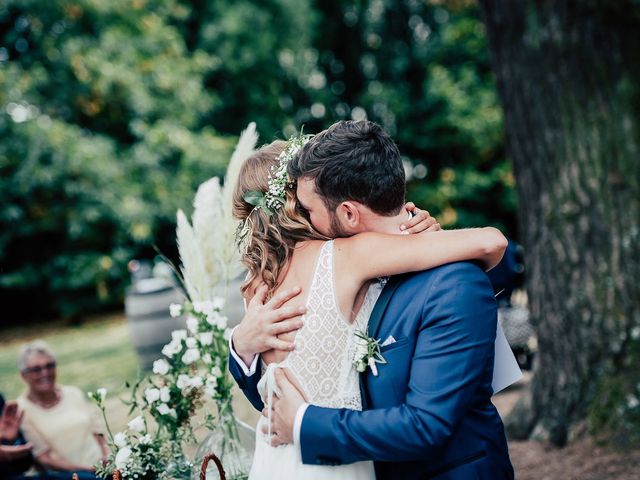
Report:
400,202,440,234
0,401,22,442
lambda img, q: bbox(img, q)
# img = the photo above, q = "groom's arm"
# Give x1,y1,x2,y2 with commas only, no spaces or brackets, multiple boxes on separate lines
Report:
299,263,497,464
228,330,264,411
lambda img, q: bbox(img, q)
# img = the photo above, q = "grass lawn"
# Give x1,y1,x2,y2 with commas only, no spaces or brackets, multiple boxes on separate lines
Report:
0,312,259,433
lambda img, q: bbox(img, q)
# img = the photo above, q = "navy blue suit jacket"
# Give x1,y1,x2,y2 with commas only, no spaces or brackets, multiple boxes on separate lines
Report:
229,262,514,480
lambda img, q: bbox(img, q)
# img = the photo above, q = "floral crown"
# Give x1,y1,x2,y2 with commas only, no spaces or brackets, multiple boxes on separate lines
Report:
236,131,312,248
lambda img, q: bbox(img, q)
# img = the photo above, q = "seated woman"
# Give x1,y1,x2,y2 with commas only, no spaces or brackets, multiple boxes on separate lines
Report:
16,340,107,479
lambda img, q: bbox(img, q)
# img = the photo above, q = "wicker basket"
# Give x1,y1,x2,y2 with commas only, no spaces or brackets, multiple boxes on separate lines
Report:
71,454,226,480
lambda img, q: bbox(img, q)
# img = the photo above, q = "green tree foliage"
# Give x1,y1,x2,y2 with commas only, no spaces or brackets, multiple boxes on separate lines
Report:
0,0,235,319
0,0,515,321
304,0,516,232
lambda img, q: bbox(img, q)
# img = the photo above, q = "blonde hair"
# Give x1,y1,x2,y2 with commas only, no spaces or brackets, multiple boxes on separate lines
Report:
233,141,329,297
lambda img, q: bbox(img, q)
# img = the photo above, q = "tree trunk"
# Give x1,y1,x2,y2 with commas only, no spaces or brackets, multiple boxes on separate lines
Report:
478,0,640,446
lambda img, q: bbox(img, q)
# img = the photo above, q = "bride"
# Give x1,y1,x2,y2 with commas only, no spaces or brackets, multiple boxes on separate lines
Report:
232,135,507,480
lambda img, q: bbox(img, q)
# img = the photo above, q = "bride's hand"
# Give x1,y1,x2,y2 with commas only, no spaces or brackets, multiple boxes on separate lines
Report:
400,202,440,234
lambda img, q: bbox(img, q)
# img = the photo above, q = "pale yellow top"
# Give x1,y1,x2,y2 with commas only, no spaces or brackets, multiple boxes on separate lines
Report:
18,385,104,468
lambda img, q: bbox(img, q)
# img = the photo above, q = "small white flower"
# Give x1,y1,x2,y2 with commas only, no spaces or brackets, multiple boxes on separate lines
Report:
182,348,200,365
115,446,132,469
199,332,213,346
206,312,228,329
185,337,197,349
217,316,228,330
159,386,171,403
177,374,190,389
144,388,160,404
193,301,213,316
127,415,145,433
190,375,203,388
152,359,170,376
210,366,222,378
139,434,152,445
368,357,379,377
205,312,219,327
212,297,225,310
627,395,640,409
113,431,128,449
156,403,177,418
97,388,107,401
204,383,217,399
171,329,188,342
169,303,183,318
631,326,640,340
355,360,366,373
161,340,182,358
202,353,213,364
186,316,199,334
354,341,368,362
177,374,202,390
223,329,231,341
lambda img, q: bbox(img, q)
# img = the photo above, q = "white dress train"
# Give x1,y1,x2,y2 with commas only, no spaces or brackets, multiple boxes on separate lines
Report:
248,241,380,480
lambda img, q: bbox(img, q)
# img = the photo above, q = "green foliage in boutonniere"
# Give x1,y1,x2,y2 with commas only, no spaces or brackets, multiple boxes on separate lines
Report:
353,330,387,376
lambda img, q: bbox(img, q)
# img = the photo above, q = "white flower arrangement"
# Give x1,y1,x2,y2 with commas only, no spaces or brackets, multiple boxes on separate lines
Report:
89,123,259,480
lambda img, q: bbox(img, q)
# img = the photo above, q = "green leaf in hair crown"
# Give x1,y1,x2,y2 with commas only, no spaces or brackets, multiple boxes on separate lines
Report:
243,190,265,207
243,190,274,215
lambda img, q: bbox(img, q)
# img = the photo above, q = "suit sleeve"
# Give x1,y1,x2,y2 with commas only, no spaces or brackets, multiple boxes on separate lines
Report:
300,263,498,465
228,351,264,411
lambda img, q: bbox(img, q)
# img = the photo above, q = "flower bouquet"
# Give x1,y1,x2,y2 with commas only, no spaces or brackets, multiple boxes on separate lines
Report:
89,124,259,480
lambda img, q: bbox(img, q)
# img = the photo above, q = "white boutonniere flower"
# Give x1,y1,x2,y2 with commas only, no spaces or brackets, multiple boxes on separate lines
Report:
353,330,387,376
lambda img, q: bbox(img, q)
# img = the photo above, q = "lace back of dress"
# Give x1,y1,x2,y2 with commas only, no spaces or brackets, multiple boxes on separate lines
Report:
283,241,378,411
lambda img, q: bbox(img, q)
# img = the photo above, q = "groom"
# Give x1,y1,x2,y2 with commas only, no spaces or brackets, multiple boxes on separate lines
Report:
229,120,514,479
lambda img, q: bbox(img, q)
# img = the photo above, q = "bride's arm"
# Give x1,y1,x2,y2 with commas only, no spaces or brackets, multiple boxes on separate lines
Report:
336,227,507,284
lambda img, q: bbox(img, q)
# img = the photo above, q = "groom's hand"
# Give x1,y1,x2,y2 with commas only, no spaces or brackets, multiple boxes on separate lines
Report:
400,202,440,234
264,370,305,446
233,284,306,365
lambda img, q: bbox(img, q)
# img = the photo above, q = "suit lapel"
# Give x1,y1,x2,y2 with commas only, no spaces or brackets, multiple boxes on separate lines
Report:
360,275,404,409
367,275,404,340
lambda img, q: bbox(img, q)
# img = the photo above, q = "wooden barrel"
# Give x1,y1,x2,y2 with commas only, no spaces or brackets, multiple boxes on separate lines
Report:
125,278,187,370
125,274,247,370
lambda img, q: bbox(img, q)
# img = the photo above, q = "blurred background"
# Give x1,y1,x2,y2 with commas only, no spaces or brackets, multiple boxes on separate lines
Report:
0,0,516,323
1,1,638,478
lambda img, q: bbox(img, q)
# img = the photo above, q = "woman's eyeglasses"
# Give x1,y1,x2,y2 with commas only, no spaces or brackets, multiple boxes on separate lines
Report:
22,362,57,374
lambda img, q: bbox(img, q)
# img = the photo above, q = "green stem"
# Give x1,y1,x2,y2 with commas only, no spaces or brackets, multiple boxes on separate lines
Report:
100,405,115,444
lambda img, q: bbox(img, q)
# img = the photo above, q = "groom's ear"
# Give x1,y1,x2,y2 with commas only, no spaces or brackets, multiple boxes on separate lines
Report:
337,201,363,231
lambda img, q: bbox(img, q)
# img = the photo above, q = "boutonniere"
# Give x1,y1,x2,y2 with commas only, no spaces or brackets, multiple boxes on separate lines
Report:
353,330,387,376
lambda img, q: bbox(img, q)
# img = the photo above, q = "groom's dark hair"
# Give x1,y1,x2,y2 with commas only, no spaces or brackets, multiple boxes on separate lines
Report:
288,120,406,215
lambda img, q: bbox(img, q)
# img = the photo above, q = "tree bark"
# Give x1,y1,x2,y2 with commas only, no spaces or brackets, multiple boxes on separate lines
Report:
478,0,640,446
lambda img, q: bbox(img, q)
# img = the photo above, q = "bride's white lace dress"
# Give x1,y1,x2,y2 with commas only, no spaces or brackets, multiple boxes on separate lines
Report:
249,241,381,480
